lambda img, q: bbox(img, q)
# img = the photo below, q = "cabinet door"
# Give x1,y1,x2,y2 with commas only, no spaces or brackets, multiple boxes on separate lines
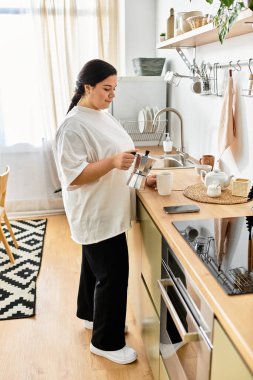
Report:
141,277,160,380
127,220,142,330
211,319,253,380
160,356,171,380
139,200,162,316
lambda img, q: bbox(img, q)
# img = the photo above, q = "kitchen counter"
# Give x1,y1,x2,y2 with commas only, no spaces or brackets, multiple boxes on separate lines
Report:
136,164,253,373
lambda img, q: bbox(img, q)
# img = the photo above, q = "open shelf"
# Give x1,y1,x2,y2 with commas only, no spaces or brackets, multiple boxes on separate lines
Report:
157,9,253,49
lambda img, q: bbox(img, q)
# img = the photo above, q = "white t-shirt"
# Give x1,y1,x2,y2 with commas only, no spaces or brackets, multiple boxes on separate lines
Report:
54,106,135,244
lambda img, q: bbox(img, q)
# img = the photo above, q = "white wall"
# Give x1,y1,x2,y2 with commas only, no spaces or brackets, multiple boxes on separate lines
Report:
124,0,157,75
154,0,253,182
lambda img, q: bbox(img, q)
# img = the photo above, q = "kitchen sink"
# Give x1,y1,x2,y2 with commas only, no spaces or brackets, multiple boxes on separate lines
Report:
151,154,195,170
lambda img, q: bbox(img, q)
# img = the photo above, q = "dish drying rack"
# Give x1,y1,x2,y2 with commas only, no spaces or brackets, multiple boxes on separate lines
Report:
119,119,167,145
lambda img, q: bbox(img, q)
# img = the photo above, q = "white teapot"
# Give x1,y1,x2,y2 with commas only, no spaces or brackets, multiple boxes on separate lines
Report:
201,168,234,190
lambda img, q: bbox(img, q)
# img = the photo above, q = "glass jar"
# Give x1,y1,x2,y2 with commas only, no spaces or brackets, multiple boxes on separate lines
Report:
175,12,186,36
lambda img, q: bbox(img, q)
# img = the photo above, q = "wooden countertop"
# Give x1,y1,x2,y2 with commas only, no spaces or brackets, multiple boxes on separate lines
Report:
137,163,253,373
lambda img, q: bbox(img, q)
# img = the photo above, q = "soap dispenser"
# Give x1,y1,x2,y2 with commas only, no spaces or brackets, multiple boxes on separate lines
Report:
163,133,173,154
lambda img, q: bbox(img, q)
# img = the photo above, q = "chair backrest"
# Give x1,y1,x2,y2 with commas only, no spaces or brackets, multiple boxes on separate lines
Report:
0,166,10,208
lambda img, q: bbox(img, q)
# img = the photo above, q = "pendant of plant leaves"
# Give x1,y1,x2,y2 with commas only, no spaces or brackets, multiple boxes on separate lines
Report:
189,1,253,44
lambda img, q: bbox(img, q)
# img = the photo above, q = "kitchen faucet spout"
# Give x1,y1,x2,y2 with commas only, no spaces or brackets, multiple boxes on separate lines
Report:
153,107,184,153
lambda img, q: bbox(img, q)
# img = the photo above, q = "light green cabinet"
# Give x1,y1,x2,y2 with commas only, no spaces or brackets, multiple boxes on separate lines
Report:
138,201,162,316
138,200,163,380
211,319,253,380
141,277,160,380
127,220,142,330
159,355,171,380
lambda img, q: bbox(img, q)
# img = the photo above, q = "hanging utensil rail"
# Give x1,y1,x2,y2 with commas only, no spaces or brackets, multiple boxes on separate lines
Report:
213,58,253,96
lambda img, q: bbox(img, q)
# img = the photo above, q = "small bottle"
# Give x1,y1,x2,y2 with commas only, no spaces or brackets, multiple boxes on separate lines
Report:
167,8,175,40
163,133,173,154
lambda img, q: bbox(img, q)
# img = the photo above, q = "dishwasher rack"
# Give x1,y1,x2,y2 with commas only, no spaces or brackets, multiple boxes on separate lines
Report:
120,119,166,145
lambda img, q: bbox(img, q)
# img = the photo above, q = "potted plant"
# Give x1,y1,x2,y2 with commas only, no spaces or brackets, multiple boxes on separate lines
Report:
160,32,166,42
190,0,253,43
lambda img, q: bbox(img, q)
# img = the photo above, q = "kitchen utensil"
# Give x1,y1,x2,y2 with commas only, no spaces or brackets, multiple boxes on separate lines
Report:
248,58,253,96
246,187,253,272
246,216,253,272
184,226,199,241
199,62,212,95
201,168,234,190
194,236,211,255
127,150,156,190
164,71,181,86
191,77,202,94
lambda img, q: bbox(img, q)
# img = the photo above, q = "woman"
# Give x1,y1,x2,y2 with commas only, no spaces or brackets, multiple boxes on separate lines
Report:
54,59,156,365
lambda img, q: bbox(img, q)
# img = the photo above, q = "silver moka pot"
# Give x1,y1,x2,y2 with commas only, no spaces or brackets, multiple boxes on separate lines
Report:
127,150,156,190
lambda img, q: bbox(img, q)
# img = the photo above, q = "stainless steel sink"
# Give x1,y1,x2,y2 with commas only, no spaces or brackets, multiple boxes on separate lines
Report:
151,154,195,170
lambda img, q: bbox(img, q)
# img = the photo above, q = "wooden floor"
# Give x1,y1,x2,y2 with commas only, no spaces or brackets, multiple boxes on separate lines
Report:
0,215,154,380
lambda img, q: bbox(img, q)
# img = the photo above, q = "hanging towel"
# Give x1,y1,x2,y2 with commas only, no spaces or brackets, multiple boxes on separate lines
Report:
214,217,231,271
218,71,236,159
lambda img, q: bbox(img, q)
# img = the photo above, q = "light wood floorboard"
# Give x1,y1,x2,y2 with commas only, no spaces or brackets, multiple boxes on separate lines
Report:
0,214,154,380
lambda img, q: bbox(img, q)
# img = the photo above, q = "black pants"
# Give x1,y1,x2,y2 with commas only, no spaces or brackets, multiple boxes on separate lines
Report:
76,233,129,351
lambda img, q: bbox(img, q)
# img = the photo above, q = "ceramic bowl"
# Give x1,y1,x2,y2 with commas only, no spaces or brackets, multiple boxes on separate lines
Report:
180,11,203,33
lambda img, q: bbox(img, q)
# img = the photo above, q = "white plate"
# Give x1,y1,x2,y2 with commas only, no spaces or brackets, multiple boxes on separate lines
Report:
152,106,160,132
138,109,147,133
145,106,153,132
150,107,155,120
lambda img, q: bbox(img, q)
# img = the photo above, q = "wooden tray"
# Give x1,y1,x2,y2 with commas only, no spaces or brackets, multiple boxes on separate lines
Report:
183,183,248,204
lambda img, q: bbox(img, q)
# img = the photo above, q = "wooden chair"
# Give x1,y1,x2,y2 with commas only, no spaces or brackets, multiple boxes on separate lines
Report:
0,166,19,264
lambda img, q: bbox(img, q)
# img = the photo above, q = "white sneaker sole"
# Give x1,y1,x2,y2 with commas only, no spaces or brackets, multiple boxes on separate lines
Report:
90,343,137,364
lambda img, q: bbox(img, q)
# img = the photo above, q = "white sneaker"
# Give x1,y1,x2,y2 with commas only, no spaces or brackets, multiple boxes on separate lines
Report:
84,320,93,330
90,343,137,364
84,320,128,333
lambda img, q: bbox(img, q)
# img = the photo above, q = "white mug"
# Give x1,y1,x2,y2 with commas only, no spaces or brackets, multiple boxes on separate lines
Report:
157,172,173,196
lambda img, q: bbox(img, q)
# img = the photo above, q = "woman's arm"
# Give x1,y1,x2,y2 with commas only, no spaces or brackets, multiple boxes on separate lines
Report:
71,150,137,186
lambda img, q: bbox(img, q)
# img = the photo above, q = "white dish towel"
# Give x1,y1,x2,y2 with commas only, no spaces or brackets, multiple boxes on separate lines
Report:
217,71,236,160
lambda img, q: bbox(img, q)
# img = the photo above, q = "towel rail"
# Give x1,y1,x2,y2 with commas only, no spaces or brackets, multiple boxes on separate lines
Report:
213,58,253,97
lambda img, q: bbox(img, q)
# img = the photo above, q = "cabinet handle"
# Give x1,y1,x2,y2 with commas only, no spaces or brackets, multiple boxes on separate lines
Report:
158,278,200,343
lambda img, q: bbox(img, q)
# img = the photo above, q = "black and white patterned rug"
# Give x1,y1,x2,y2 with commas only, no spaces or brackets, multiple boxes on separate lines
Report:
0,219,47,320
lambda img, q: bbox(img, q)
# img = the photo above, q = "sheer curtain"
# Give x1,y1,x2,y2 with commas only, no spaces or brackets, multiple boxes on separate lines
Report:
0,0,119,217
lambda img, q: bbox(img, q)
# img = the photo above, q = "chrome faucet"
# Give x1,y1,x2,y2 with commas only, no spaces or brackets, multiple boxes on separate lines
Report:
153,107,185,153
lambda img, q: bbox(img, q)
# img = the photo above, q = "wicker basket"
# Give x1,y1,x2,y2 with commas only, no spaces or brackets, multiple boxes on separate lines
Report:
186,15,207,29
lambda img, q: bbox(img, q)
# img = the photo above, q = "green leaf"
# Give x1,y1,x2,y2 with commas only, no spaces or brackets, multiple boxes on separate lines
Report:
248,0,253,10
205,0,213,4
221,0,235,7
213,1,245,44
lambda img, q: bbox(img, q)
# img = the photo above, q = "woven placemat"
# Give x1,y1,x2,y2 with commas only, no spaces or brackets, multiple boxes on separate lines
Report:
183,183,248,204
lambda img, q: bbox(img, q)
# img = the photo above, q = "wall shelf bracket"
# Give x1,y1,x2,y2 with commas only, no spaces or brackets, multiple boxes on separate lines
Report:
176,47,200,77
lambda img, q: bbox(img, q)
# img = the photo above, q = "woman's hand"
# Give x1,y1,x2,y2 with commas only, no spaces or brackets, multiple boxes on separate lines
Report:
71,150,138,185
146,174,156,188
112,150,137,170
